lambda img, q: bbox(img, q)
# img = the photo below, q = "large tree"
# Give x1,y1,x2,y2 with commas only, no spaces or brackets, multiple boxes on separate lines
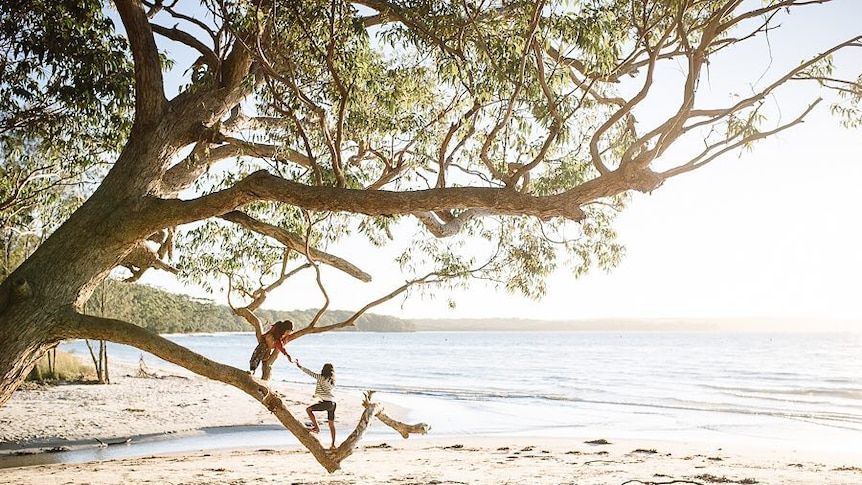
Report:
1,0,860,472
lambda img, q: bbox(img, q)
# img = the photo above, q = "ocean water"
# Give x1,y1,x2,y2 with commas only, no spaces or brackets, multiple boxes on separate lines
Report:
56,330,862,455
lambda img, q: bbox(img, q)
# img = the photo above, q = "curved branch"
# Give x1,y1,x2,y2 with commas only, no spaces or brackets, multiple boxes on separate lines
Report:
291,272,450,339
303,211,331,329
414,209,491,238
159,142,221,194
437,100,481,189
150,23,219,69
717,0,826,36
219,210,371,282
627,34,862,170
220,137,313,168
235,306,265,338
114,0,167,126
161,139,312,196
590,22,672,175
661,99,821,179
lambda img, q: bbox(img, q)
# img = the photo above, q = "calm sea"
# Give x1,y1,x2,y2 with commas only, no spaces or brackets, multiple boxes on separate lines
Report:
57,330,862,454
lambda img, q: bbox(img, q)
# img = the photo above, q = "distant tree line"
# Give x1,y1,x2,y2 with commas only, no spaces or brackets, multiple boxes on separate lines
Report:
83,279,415,334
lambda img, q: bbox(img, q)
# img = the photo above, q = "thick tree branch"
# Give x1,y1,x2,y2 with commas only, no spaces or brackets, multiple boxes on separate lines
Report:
153,170,589,230
61,309,427,473
120,240,179,282
221,112,288,136
60,310,334,465
114,0,167,126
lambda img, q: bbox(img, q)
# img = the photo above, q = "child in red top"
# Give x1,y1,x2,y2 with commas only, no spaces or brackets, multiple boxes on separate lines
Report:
249,320,293,375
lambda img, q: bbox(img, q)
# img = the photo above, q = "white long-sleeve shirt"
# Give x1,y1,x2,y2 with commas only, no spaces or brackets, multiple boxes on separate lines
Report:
298,364,335,401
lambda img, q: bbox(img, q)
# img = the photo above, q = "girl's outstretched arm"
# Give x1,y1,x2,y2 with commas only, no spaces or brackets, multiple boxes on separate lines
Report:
295,361,320,379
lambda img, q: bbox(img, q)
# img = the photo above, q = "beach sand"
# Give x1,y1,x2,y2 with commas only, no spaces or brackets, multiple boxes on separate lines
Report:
1,362,860,484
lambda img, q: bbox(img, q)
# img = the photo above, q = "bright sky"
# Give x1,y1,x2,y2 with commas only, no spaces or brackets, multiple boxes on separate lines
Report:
141,1,862,325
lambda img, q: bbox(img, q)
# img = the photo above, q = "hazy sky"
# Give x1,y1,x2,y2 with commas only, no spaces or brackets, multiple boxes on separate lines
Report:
141,1,862,324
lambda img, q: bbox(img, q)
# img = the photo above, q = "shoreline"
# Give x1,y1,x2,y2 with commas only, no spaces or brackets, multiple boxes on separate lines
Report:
0,423,284,459
0,359,411,466
2,361,861,483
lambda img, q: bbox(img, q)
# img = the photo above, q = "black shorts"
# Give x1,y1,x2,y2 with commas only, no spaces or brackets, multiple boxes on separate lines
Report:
309,400,336,421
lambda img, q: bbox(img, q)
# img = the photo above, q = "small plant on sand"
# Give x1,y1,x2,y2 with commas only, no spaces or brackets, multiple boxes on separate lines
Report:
585,439,612,445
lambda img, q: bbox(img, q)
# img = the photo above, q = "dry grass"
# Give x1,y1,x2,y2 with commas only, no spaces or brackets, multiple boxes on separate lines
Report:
27,350,94,382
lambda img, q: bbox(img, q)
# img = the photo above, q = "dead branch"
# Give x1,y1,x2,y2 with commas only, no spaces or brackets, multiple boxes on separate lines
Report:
375,410,430,438
365,391,431,439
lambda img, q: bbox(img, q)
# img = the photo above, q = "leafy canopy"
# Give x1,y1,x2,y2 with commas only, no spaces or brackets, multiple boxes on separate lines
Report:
0,0,133,277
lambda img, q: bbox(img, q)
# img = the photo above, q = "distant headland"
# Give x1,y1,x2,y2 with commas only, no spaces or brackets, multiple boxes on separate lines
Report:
92,281,858,334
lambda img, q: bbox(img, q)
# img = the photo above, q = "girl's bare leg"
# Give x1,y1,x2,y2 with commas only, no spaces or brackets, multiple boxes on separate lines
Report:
305,407,319,433
327,420,336,450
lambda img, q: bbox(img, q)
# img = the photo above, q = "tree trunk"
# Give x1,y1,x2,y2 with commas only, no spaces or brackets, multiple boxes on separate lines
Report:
0,114,190,405
0,214,115,401
0,304,57,402
262,351,278,381
101,340,110,384
86,339,100,379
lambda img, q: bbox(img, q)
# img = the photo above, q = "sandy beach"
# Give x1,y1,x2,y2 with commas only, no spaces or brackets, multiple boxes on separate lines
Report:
1,361,861,484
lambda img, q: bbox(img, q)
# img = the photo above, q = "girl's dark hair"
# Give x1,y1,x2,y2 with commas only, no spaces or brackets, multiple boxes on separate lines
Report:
321,363,334,383
273,320,294,335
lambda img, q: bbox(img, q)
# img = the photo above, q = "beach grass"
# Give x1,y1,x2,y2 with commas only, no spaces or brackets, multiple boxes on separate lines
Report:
26,350,94,382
